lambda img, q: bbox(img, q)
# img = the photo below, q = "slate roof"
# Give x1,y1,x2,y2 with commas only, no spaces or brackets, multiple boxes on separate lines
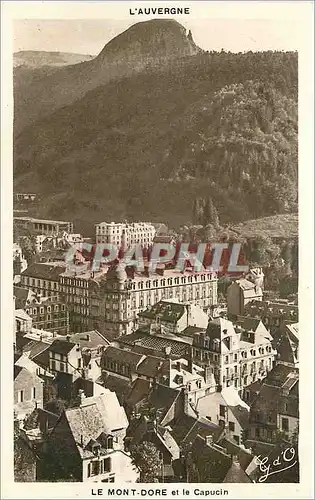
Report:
101,374,131,403
23,340,51,359
118,331,191,358
139,301,185,323
223,460,252,483
49,339,76,355
235,317,262,332
14,365,24,379
170,413,222,445
136,356,164,377
64,392,128,458
14,286,36,309
21,263,65,281
148,384,181,416
102,346,144,368
125,378,151,407
69,330,110,349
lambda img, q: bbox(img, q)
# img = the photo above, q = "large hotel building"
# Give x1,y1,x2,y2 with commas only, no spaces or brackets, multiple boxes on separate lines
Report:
99,263,218,338
95,221,156,247
21,263,218,339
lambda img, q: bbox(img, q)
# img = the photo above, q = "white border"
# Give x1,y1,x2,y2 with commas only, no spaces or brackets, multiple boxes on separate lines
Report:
1,1,314,498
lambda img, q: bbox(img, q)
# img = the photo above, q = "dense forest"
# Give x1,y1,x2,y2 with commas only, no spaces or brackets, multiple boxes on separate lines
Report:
14,35,298,235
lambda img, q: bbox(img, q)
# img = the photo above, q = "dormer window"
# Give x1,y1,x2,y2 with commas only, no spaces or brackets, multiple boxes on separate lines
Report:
107,436,113,449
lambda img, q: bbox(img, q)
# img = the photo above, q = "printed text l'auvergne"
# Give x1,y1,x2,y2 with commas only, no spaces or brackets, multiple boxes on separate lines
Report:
130,7,190,15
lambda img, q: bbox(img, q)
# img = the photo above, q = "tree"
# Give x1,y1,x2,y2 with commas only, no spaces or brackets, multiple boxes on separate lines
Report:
130,442,161,483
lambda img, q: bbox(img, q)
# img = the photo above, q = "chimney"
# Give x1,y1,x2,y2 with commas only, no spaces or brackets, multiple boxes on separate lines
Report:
86,334,90,342
78,389,86,405
66,334,71,342
164,346,171,358
205,435,213,446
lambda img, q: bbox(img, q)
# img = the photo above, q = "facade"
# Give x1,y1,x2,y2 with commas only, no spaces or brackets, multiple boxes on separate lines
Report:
20,262,65,299
138,300,209,334
14,217,73,236
95,221,156,247
246,364,299,445
13,243,28,277
99,262,217,338
227,278,263,317
44,391,138,482
243,299,299,338
191,317,276,391
59,268,108,332
25,298,69,335
196,387,249,445
14,365,44,422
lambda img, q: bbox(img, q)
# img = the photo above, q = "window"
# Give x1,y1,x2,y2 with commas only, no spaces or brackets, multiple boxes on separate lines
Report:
33,387,36,399
107,436,113,449
229,421,235,432
219,404,226,417
51,360,56,370
233,435,240,444
282,417,289,432
91,460,100,475
103,457,111,473
18,390,24,403
78,358,81,369
60,362,65,372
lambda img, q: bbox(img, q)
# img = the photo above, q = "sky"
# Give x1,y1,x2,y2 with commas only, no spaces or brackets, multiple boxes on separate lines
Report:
13,17,300,56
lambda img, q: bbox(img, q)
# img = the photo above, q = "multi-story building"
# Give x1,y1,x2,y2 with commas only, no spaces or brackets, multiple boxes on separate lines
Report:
43,390,138,482
138,300,209,335
246,363,299,447
242,299,299,339
14,364,44,422
95,221,156,247
227,268,264,318
59,267,108,332
24,297,69,335
99,262,217,338
191,317,276,392
14,217,73,236
20,262,66,299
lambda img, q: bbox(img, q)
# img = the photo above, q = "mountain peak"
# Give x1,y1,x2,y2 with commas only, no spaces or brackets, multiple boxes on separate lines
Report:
97,19,201,62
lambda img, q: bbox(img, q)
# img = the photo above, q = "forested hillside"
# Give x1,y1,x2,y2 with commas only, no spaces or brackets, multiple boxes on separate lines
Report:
14,23,298,234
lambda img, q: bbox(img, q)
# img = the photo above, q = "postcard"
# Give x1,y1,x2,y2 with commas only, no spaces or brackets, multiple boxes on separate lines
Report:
1,1,314,499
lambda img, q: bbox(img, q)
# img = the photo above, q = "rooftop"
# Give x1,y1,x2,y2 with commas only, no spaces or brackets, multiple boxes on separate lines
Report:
21,262,65,280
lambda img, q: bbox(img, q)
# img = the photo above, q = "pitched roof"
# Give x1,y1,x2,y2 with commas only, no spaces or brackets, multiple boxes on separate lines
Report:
69,330,110,350
223,460,252,483
21,262,65,281
102,346,144,368
125,378,151,407
118,330,191,358
148,384,181,420
49,339,76,355
14,365,24,379
139,301,185,323
170,413,221,445
15,309,33,322
14,286,36,309
136,356,164,377
64,391,128,457
235,279,256,291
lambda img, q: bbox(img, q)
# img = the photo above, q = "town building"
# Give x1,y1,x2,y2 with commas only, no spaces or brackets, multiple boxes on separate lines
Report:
59,267,108,332
14,364,44,423
20,262,66,299
43,390,138,482
99,262,217,338
246,363,299,449
14,287,70,335
14,217,73,236
242,299,299,339
95,221,156,247
13,243,28,278
196,386,249,446
191,317,276,391
227,270,264,318
138,299,209,335
14,193,37,203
